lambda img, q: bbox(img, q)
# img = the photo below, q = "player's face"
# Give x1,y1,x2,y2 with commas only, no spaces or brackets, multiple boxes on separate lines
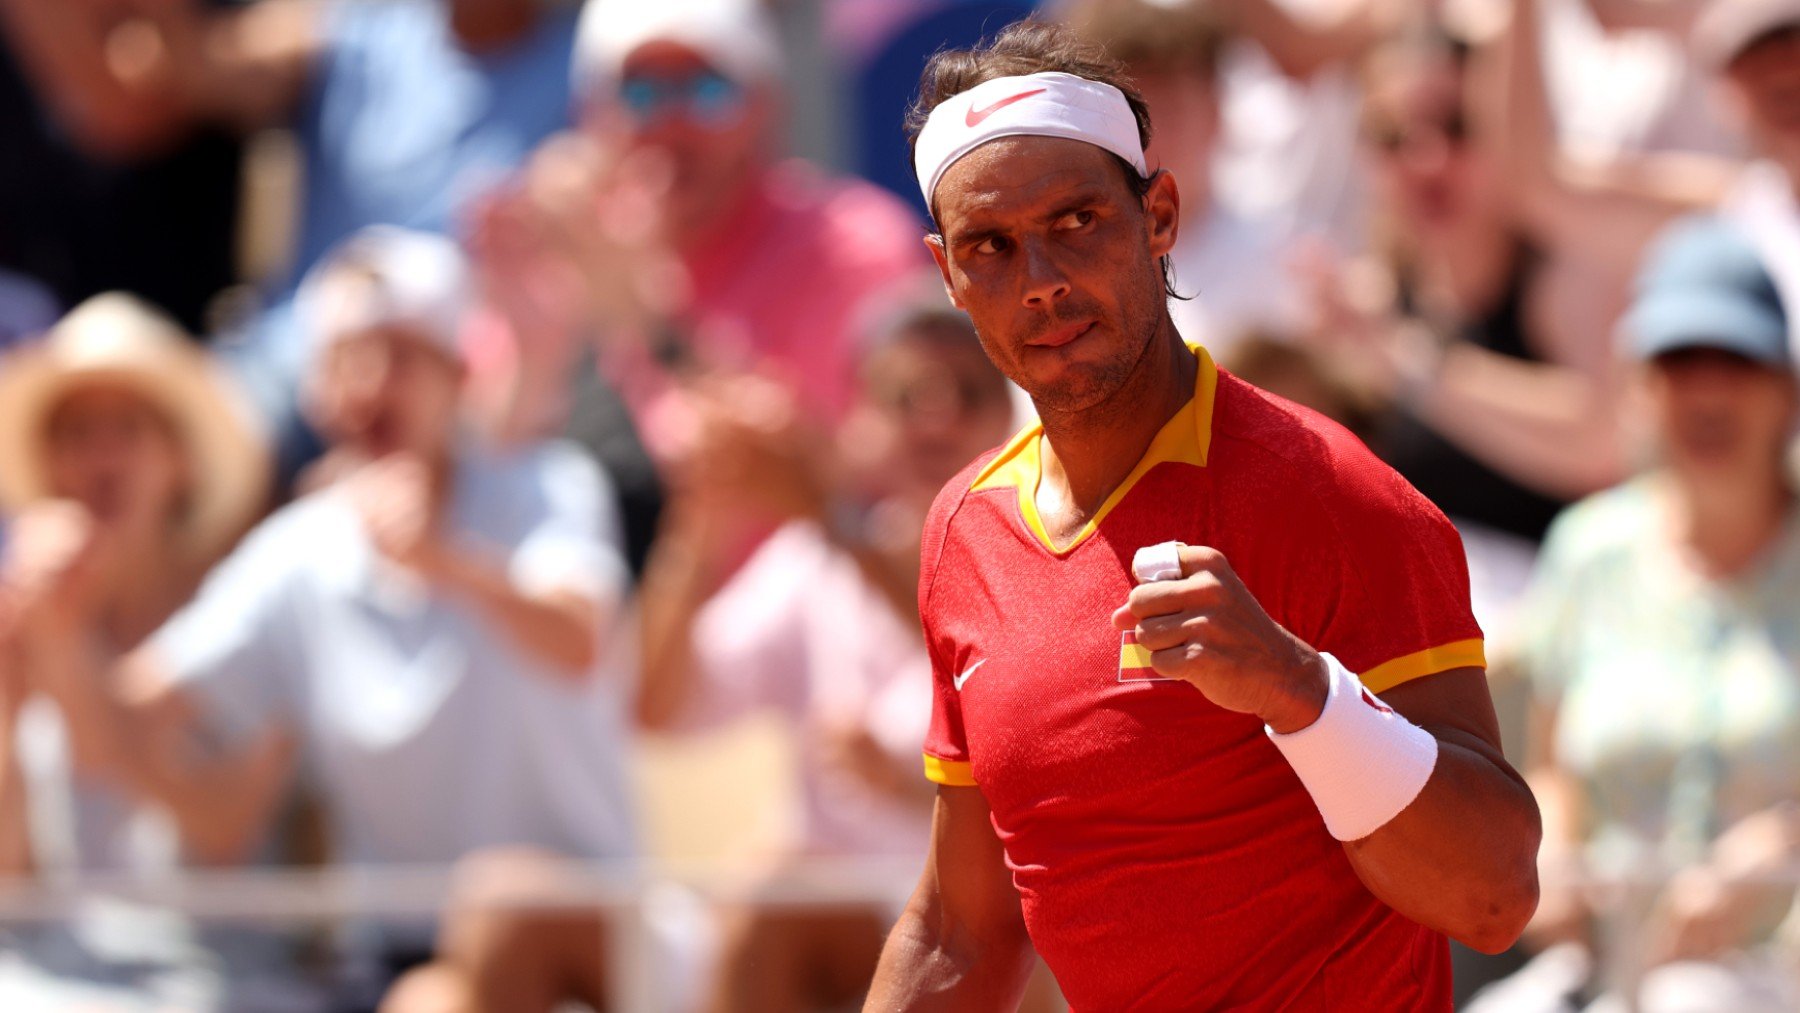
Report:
1646,347,1797,478
928,137,1180,414
307,329,463,461
1727,31,1800,178
42,385,190,535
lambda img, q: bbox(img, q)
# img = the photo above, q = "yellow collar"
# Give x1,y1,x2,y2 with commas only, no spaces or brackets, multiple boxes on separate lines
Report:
970,343,1219,555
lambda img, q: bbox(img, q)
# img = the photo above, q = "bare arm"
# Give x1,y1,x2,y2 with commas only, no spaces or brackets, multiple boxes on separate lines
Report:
1232,0,1406,80
0,0,317,156
1345,667,1544,952
1499,0,1732,278
32,638,293,866
1582,0,1704,33
633,508,723,729
865,786,1038,1011
0,603,33,878
420,540,608,678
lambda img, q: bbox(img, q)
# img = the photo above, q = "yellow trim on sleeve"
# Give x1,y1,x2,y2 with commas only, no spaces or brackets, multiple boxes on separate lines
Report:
1360,638,1487,694
969,343,1219,556
923,754,977,787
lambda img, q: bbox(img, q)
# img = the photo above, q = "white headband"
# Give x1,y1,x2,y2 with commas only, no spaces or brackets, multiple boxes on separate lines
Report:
913,71,1149,209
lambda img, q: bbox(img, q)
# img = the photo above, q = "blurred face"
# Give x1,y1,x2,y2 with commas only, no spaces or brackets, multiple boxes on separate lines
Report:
593,43,772,242
306,329,463,460
1726,31,1800,178
41,385,190,533
929,137,1180,414
1361,55,1498,236
858,331,1016,492
1645,347,1797,479
1134,68,1219,212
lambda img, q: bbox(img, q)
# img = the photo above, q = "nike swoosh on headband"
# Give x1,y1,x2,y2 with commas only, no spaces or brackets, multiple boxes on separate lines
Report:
965,88,1046,128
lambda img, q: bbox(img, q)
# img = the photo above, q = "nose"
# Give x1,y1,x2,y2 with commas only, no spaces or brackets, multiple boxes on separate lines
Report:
1020,239,1071,310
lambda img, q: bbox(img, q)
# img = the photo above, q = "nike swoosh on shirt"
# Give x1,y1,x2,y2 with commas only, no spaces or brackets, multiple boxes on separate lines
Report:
953,660,986,691
964,88,1046,127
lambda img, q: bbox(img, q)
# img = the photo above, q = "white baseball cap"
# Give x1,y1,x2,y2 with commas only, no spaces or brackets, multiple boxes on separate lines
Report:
572,0,783,102
297,226,471,363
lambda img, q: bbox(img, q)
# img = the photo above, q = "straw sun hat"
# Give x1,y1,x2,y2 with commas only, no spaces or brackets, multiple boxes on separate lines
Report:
0,294,270,557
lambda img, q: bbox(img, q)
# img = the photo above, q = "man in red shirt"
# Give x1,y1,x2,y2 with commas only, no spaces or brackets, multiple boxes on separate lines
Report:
865,21,1541,1011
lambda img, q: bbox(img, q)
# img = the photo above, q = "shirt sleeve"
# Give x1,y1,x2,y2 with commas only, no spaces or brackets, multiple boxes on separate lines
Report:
918,477,976,787
151,518,302,745
1276,441,1487,694
509,442,630,606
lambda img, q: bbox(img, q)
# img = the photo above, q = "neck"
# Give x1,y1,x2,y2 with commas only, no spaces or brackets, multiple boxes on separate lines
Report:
449,0,535,51
1666,466,1793,578
1035,316,1195,542
1414,218,1515,319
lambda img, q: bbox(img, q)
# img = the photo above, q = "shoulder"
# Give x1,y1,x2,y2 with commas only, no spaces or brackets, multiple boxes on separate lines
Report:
1209,369,1439,532
918,446,1007,612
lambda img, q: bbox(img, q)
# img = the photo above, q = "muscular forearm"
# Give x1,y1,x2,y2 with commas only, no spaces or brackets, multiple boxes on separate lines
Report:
1346,732,1542,953
865,898,1036,1011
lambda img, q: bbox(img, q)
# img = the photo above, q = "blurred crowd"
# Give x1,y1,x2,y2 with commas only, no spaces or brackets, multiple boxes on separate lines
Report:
0,0,1797,1010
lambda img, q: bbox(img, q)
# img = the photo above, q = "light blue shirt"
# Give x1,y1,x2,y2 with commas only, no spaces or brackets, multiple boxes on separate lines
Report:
153,442,636,867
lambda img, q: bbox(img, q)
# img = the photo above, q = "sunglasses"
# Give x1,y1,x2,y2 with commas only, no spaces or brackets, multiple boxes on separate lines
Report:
618,70,747,129
1366,112,1472,156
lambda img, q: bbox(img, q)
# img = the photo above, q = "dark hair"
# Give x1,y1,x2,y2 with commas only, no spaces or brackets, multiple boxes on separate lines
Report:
905,19,1182,300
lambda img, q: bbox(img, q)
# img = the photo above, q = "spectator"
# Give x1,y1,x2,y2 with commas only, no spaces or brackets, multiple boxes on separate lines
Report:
0,0,586,477
1297,22,1633,547
1481,218,1800,1012
36,228,638,1010
632,301,1016,1012
468,0,929,572
0,294,277,1007
1502,0,1800,350
0,0,250,333
1060,0,1307,356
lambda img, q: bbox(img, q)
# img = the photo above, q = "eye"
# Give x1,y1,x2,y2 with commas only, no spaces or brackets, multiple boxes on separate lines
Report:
1055,210,1096,231
974,236,1010,255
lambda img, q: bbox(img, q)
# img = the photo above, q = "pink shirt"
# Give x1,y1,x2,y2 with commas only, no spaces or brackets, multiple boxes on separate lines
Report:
676,521,933,859
617,160,928,456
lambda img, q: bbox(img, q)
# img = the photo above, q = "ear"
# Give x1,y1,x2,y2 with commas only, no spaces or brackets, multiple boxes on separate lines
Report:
926,234,965,310
1143,170,1181,260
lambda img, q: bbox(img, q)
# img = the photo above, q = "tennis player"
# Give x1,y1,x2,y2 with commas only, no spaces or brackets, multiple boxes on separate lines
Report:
864,22,1541,1011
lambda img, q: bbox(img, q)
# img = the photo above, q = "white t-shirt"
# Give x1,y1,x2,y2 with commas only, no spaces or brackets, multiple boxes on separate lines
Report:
676,521,932,860
152,441,637,867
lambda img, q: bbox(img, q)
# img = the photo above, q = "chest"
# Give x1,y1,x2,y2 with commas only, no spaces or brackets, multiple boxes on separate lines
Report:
930,479,1321,817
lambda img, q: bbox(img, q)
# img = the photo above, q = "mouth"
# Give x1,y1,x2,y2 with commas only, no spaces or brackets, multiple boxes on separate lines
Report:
1028,320,1096,350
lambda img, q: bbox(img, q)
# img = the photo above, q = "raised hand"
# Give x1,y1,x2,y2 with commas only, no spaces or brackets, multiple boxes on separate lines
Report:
1110,543,1328,733
349,455,445,577
0,500,107,626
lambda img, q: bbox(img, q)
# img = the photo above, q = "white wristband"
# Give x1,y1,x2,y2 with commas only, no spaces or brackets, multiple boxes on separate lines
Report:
1266,653,1438,841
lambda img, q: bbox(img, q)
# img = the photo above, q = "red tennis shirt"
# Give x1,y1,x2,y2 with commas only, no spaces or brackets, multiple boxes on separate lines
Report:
919,344,1484,1010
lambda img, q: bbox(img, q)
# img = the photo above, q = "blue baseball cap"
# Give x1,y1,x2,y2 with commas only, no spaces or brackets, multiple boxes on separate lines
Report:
1624,216,1791,367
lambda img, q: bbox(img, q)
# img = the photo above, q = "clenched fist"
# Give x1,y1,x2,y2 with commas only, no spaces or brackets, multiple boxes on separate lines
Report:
1111,543,1328,734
